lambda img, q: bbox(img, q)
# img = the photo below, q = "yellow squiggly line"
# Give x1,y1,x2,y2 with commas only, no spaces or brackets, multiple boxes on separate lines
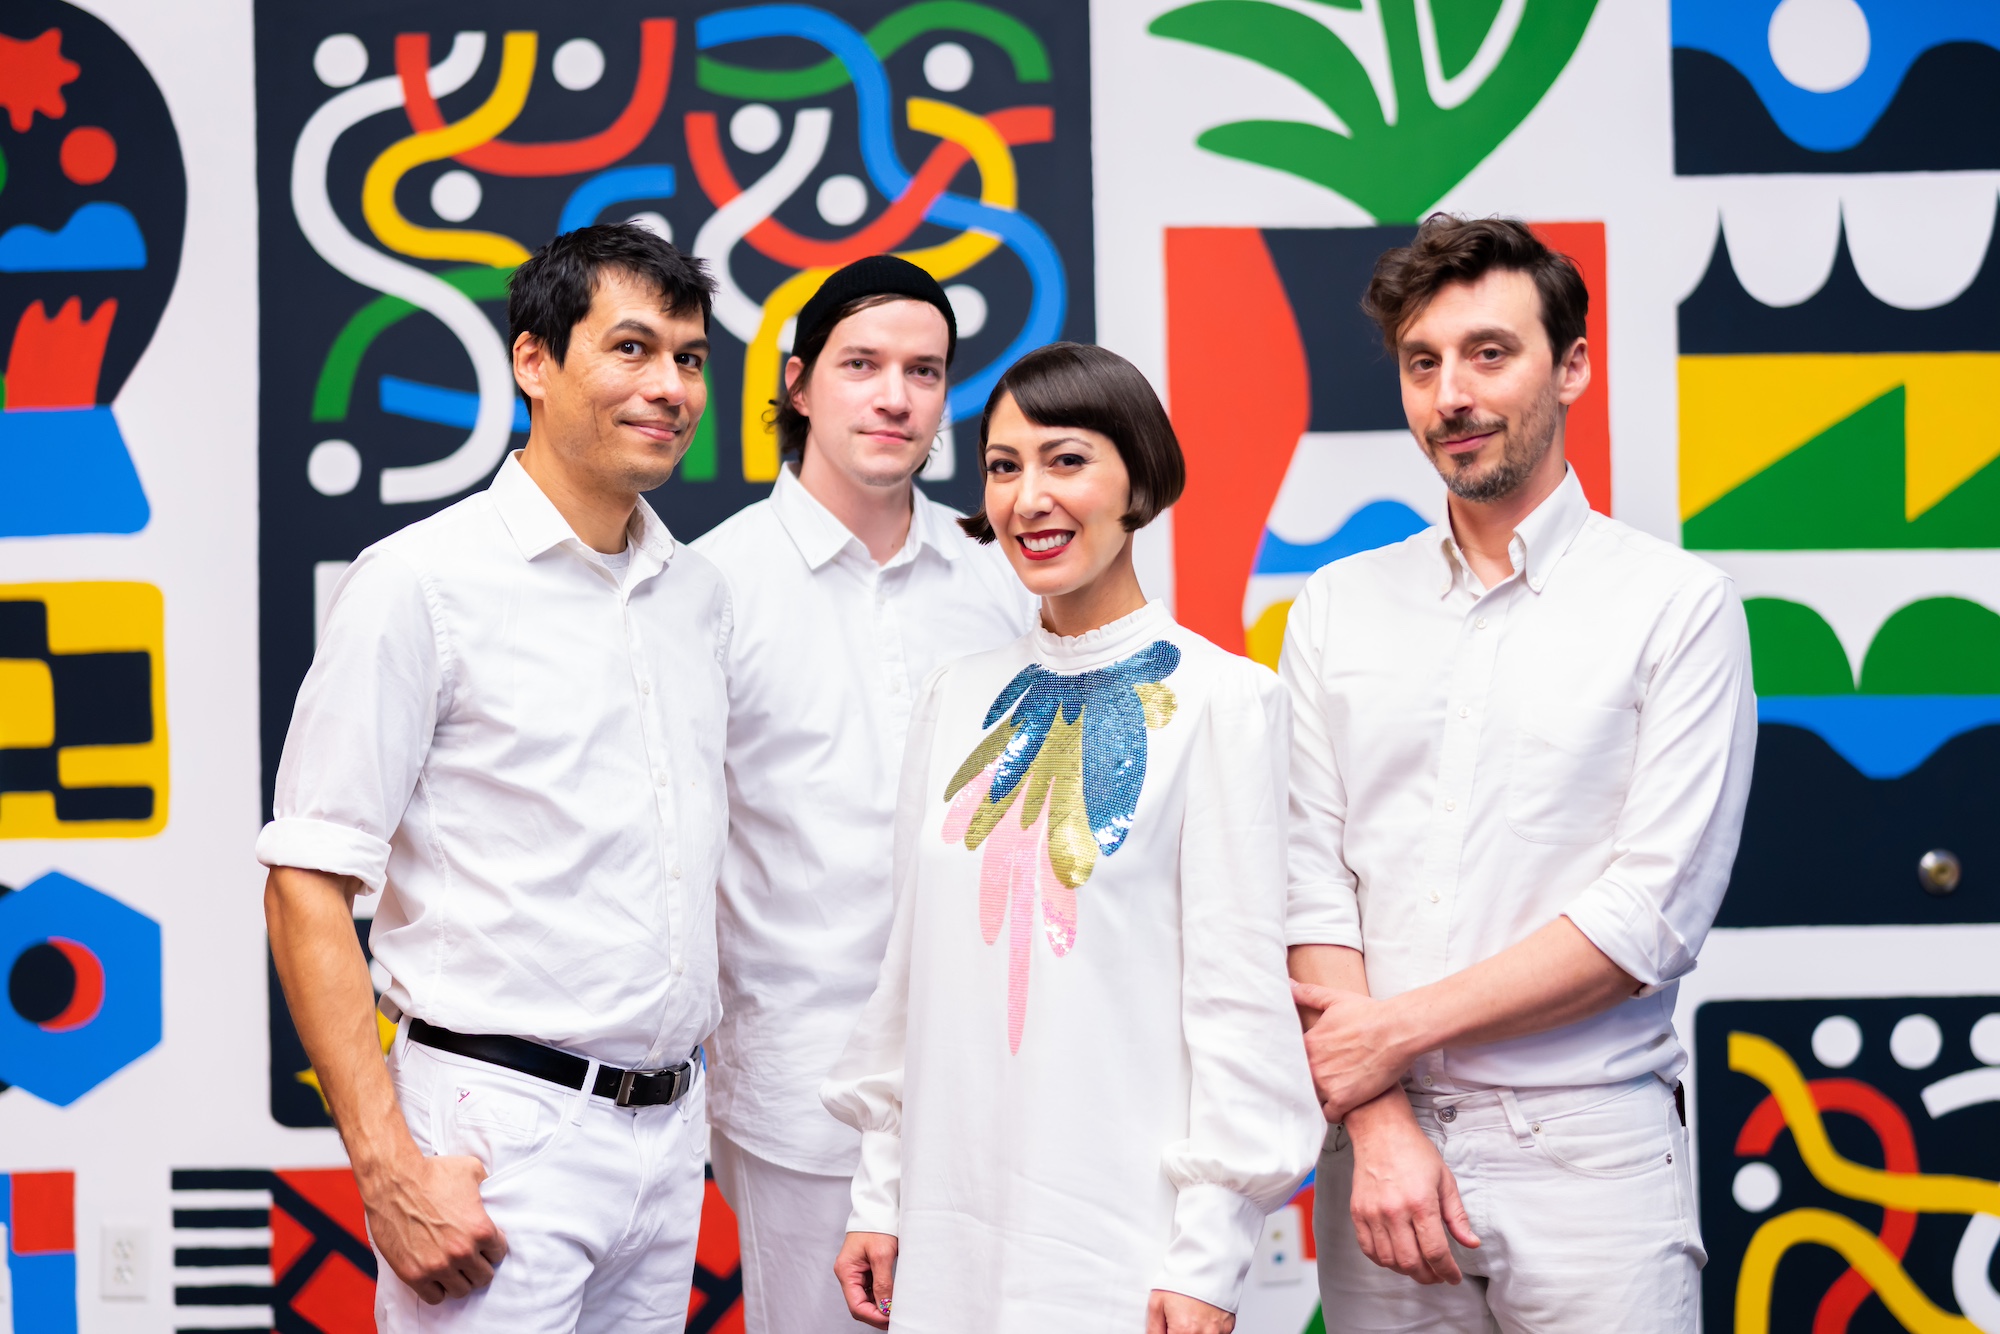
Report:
1735,1209,1978,1334
740,97,1016,483
1730,1031,2000,1214
362,32,537,269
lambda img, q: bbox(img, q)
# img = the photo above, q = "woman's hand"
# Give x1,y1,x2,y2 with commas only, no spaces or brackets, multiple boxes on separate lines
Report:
1146,1290,1235,1334
834,1231,898,1328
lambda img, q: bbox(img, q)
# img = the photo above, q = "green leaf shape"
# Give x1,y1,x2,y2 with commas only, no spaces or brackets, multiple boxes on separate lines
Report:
683,364,718,481
1860,598,2000,696
312,265,514,422
1150,3,1382,136
698,1,1051,102
1151,0,1599,222
1746,599,1854,696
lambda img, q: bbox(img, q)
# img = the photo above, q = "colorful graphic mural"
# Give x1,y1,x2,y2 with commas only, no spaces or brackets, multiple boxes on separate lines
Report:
1160,223,1610,662
171,1166,746,1332
0,1171,76,1334
1672,0,2000,175
0,0,184,539
0,582,166,840
1697,997,2000,1333
1148,0,1599,221
253,0,1092,815
0,871,162,1107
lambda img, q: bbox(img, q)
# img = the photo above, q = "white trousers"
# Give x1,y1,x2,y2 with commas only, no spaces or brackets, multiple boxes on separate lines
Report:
709,1129,857,1334
376,1031,708,1333
1316,1075,1704,1333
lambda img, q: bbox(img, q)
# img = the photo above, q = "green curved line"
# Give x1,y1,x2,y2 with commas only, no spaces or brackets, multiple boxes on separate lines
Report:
311,266,514,423
697,1,1050,102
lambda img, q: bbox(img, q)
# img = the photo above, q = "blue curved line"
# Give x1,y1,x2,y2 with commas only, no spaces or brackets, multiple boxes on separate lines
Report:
696,6,911,195
558,165,677,234
933,198,1067,418
1759,695,2000,779
1253,500,1430,574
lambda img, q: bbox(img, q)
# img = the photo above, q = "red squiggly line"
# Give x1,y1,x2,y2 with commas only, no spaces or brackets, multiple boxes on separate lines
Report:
1736,1077,1919,1334
396,22,675,177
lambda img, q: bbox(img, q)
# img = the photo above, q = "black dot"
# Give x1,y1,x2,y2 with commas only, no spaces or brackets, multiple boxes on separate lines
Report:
9,942,76,1025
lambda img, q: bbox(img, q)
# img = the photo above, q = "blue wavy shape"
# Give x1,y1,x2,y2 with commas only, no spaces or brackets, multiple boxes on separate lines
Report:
379,377,530,434
1758,695,2000,778
0,407,149,536
558,164,677,234
1672,0,2000,151
0,202,146,273
1252,500,1429,575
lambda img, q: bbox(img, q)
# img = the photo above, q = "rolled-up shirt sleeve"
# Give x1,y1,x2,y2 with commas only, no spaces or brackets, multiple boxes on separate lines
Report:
1156,665,1324,1312
255,548,447,893
1562,574,1756,989
820,666,948,1235
1278,582,1364,950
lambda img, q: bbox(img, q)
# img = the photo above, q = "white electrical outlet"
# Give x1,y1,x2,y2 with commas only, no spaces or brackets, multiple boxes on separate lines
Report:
100,1225,148,1300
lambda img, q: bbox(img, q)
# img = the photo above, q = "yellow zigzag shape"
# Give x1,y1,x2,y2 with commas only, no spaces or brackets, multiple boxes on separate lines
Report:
741,97,1016,483
1680,353,2000,523
363,32,537,269
1735,1209,1977,1334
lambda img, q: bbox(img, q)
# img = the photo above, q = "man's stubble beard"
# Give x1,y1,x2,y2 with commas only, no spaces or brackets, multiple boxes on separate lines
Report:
1426,381,1561,503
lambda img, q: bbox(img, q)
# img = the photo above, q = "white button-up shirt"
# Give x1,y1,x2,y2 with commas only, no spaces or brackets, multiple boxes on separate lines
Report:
1281,469,1756,1088
693,466,1034,1175
257,454,729,1070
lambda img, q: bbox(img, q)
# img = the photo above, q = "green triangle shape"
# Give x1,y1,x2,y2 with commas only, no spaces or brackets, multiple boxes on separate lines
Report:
1907,447,2000,547
1684,388,1907,550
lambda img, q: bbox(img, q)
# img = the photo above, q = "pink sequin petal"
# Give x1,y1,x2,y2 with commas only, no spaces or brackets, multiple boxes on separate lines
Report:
1039,828,1078,957
942,763,996,844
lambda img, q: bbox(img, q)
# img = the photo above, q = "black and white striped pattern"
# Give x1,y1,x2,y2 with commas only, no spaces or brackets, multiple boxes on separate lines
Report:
171,1169,274,1332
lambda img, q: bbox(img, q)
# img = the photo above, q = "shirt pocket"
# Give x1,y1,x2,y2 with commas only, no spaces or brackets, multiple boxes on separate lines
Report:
1504,699,1638,845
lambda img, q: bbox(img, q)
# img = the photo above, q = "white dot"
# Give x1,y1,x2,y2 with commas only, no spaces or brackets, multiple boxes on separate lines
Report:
945,283,987,338
314,34,368,88
816,174,869,227
430,170,482,223
1812,1015,1863,1069
308,440,362,496
778,316,798,355
923,41,973,93
1971,1014,2000,1066
1891,1013,1944,1070
552,38,605,91
625,212,672,243
1768,0,1870,93
1733,1162,1782,1213
730,104,783,155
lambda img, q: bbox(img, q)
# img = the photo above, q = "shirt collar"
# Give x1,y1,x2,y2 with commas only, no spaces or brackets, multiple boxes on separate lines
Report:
1433,466,1590,598
489,451,677,566
773,464,963,569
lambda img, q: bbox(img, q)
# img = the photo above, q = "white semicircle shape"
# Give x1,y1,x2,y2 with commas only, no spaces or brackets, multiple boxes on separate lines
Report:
1844,180,1999,311
1717,181,1847,308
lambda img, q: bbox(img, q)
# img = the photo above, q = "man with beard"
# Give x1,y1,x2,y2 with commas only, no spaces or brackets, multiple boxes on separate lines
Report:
1279,215,1755,1332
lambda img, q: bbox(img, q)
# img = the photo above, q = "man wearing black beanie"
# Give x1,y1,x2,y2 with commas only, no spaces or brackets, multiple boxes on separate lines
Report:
693,256,1035,1334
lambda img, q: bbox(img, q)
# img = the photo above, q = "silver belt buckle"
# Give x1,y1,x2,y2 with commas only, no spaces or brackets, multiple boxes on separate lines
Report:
614,1063,688,1108
615,1070,641,1107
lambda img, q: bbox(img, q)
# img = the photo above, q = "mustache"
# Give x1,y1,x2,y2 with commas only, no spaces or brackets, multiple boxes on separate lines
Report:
1426,414,1507,448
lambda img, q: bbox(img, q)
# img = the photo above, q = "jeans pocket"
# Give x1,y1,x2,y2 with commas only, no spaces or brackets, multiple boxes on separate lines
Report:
428,1058,572,1188
1533,1086,1676,1181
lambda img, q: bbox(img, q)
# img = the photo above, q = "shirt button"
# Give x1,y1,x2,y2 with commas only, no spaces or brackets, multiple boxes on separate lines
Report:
1437,1106,1457,1124
1459,706,1469,719
640,679,652,695
671,865,683,879
1444,798,1456,811
654,771,669,787
1429,890,1441,903
1475,616,1488,630
1421,1075,1435,1088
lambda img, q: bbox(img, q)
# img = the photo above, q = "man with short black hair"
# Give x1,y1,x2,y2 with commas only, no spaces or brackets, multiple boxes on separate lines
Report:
261,224,727,1331
1282,214,1756,1331
693,255,1033,1334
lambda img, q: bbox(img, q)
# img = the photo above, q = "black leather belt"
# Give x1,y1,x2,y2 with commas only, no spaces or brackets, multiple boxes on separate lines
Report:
408,1019,697,1108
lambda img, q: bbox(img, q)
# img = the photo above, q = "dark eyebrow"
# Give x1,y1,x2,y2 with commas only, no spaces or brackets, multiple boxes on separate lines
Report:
1464,326,1524,347
677,336,711,356
606,319,662,341
984,440,1022,457
1036,435,1092,451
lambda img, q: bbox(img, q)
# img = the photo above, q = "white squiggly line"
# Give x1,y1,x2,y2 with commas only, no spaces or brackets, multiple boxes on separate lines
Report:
692,108,833,344
1924,1068,2000,1332
291,33,521,504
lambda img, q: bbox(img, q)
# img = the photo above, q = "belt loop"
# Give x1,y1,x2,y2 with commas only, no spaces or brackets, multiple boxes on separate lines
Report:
1496,1087,1537,1148
573,1058,601,1124
389,1013,412,1060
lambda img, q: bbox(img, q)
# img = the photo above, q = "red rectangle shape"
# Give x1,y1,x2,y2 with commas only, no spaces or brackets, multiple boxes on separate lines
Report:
10,1171,75,1254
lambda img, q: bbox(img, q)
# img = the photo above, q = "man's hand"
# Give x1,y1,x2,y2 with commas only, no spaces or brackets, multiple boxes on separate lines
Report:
1147,1290,1235,1334
361,1152,508,1303
1293,982,1413,1122
835,1231,898,1328
1343,1097,1480,1284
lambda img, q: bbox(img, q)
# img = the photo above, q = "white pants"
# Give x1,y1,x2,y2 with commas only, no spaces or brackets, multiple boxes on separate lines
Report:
376,1031,708,1332
1316,1075,1703,1333
709,1129,857,1334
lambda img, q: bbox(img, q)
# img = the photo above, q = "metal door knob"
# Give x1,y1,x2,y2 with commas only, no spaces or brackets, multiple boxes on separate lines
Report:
1919,850,1961,896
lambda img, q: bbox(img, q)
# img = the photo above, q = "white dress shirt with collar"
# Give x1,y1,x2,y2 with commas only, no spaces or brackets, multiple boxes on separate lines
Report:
257,453,730,1071
693,465,1035,1176
1281,468,1757,1090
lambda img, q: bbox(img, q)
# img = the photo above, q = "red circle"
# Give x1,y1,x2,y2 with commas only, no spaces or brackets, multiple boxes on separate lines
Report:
41,938,104,1032
60,127,118,185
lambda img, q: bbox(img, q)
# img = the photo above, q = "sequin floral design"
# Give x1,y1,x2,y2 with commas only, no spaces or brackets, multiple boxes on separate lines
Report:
942,640,1181,1052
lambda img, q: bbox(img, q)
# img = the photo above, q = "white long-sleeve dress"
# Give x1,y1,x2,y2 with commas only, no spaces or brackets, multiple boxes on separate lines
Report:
822,601,1323,1332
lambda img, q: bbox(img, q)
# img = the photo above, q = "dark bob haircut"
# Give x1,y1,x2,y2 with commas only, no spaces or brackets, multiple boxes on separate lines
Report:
1362,213,1587,360
959,342,1186,544
508,223,715,366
